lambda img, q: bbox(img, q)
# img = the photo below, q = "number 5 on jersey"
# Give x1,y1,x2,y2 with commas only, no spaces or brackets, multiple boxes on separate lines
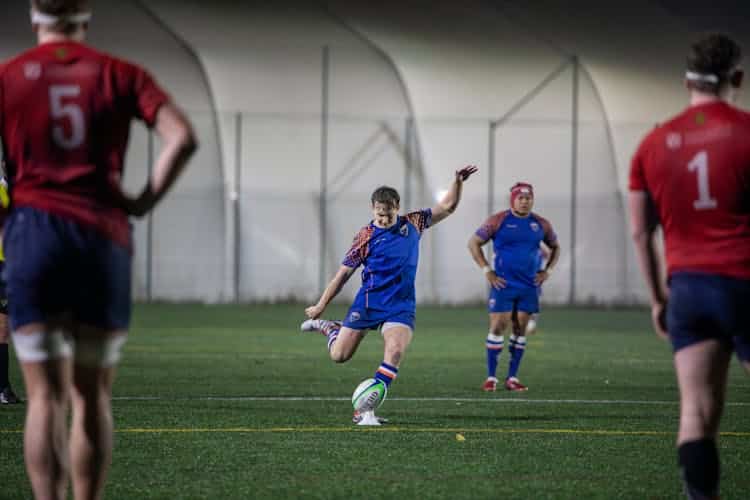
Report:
49,84,85,150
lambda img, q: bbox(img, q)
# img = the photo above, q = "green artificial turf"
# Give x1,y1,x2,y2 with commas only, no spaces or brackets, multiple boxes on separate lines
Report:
1,304,748,499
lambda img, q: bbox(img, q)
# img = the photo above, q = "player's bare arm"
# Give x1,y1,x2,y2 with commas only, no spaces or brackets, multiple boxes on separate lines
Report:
125,103,198,217
467,234,506,289
430,165,478,225
535,242,560,285
305,265,357,319
629,190,668,339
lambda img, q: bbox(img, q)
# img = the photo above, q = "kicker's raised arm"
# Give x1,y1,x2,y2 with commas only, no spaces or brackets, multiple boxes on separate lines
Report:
430,165,478,225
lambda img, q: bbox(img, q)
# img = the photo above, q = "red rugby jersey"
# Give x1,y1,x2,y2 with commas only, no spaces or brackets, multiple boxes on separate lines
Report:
0,41,169,248
630,101,750,279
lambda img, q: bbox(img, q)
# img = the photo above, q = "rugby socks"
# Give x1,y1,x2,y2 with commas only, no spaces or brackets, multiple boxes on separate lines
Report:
0,343,8,389
678,439,720,500
507,335,527,379
318,321,341,353
374,362,398,387
486,333,504,378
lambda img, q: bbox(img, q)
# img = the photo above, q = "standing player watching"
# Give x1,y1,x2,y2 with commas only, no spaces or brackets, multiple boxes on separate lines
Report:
630,33,749,500
468,183,559,392
0,1,197,499
0,176,21,405
302,166,478,423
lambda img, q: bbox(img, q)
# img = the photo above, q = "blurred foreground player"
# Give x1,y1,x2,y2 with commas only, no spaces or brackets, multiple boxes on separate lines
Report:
630,33,750,500
0,1,196,498
302,166,478,424
0,176,21,405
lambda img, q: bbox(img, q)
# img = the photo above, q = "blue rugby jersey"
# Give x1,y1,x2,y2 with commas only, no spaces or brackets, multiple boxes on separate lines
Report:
342,209,432,312
475,210,557,289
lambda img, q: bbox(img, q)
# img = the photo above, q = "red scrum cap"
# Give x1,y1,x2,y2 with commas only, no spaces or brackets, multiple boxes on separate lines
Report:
510,182,533,206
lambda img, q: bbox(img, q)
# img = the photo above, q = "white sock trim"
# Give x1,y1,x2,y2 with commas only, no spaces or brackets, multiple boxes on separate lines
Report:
487,333,504,343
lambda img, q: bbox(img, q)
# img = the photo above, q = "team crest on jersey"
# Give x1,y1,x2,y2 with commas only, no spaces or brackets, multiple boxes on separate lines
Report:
530,222,540,232
400,224,409,237
23,62,41,80
666,132,682,150
350,311,361,322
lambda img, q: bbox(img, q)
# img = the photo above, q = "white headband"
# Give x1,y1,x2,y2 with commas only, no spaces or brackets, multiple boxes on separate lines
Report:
30,9,92,26
685,71,720,84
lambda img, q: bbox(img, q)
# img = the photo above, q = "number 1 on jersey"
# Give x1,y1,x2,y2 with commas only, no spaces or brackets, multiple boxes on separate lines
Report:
688,150,717,210
49,84,85,150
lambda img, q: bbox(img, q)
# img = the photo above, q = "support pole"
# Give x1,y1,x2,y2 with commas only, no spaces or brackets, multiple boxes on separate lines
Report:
319,46,330,293
234,112,242,302
569,56,579,305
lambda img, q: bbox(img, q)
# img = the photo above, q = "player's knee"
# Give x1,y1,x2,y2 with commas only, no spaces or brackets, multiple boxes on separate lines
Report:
27,377,68,407
495,320,511,334
329,348,352,363
71,390,106,422
680,404,722,437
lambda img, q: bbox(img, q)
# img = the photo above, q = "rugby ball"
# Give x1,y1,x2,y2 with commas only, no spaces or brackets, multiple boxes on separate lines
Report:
351,378,387,411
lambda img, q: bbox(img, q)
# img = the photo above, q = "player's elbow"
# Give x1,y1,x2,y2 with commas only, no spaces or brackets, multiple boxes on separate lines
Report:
441,201,458,216
178,128,198,158
159,104,199,157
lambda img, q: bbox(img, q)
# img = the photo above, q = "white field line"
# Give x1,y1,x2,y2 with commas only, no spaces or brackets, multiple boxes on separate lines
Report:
111,396,750,407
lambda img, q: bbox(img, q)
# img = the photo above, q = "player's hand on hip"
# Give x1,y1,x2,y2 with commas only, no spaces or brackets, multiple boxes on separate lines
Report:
486,272,506,290
534,270,550,285
651,301,668,340
305,304,324,319
456,165,478,182
121,197,149,217
121,185,157,218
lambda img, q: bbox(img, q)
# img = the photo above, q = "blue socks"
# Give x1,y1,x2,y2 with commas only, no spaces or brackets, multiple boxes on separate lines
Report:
375,362,398,387
319,321,340,352
507,335,526,379
485,333,504,378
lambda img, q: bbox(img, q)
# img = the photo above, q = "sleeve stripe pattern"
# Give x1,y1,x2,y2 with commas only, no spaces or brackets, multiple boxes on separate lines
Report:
533,213,558,246
475,210,508,242
405,209,432,235
342,226,374,269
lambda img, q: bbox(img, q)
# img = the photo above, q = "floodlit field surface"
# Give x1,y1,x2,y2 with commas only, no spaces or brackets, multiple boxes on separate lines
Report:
1,304,748,499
